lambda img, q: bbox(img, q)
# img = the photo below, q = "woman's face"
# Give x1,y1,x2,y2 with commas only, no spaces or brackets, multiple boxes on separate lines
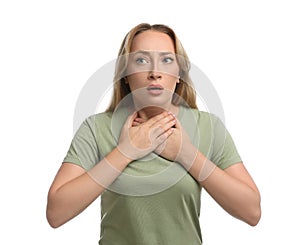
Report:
125,30,180,109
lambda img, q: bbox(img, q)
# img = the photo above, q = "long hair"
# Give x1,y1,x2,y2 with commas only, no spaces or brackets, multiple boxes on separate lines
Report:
106,23,197,112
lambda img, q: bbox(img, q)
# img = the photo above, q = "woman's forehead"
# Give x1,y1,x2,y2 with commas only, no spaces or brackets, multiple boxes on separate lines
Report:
130,30,175,53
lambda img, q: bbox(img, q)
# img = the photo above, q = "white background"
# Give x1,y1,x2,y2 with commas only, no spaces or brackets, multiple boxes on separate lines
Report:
1,0,299,244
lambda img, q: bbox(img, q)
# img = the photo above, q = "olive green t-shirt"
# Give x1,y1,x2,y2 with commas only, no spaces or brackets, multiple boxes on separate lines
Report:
63,106,242,244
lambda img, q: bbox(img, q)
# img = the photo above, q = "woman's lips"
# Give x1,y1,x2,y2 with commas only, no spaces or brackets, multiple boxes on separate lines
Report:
147,84,164,95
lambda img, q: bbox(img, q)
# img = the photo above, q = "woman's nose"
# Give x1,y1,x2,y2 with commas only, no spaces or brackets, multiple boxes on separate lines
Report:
148,71,162,80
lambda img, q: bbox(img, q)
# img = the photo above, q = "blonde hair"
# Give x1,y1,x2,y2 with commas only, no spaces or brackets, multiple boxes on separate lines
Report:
106,23,197,112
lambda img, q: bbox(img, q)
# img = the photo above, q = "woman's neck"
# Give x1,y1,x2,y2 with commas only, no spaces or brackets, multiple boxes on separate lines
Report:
137,105,179,120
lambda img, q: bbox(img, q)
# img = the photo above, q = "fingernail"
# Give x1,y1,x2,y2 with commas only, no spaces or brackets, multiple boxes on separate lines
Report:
168,111,176,118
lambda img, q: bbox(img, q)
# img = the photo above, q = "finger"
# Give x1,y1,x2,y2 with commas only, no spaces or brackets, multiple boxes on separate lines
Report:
146,111,171,127
134,117,145,123
125,111,138,129
138,110,147,120
150,113,176,130
132,117,145,127
150,115,176,137
155,140,166,155
159,113,176,126
132,121,141,127
151,118,176,138
155,128,174,145
149,113,176,139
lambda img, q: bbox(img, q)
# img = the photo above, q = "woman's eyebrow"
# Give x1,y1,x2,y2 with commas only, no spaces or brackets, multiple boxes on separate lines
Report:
159,51,175,56
132,50,151,56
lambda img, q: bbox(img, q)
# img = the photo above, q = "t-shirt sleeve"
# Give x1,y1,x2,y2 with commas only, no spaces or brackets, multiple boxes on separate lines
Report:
210,116,242,170
63,116,100,170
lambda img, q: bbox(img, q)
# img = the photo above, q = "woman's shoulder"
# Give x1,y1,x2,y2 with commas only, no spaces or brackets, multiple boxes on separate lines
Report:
181,106,221,123
87,111,113,121
81,111,113,129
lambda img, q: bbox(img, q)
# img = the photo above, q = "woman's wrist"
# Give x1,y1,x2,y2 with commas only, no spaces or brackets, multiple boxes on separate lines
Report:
108,147,133,168
87,147,132,188
186,150,217,183
177,143,198,170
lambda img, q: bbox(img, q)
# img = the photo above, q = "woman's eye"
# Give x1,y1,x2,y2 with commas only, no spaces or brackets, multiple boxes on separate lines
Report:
162,57,174,63
136,57,149,64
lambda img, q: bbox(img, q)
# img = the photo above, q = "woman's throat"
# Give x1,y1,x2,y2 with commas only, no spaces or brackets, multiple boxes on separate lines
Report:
138,105,178,120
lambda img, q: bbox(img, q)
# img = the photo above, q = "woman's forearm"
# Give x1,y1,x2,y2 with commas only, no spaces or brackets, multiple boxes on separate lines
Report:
186,151,261,226
46,148,131,228
47,171,104,228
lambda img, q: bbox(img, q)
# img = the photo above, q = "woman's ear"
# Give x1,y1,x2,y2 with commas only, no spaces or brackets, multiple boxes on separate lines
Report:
177,76,180,83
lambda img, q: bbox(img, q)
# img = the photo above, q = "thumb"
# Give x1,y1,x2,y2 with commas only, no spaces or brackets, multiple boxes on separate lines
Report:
137,110,148,121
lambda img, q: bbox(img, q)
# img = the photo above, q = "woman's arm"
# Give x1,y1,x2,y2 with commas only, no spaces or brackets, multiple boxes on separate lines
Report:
46,148,131,228
47,111,175,228
187,152,261,226
154,118,261,226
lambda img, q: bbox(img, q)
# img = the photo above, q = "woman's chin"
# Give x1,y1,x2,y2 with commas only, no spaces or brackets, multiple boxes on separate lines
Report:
132,88,174,110
133,96,173,111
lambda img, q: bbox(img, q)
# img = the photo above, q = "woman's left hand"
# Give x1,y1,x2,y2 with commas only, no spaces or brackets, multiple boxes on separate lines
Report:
156,120,198,167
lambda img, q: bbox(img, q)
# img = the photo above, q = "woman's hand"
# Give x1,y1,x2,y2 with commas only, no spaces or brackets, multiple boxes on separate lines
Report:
155,119,198,168
132,115,198,168
118,111,176,160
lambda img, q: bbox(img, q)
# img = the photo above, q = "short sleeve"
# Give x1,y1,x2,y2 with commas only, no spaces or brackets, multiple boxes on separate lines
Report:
210,116,242,170
63,116,100,170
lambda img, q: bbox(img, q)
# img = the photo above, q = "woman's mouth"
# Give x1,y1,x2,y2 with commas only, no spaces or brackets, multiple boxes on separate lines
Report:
147,84,164,95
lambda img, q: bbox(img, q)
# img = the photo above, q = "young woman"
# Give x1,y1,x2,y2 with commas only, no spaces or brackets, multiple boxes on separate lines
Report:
47,23,261,244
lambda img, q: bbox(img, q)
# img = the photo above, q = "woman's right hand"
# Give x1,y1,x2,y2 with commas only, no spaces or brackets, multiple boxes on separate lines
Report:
117,111,176,161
